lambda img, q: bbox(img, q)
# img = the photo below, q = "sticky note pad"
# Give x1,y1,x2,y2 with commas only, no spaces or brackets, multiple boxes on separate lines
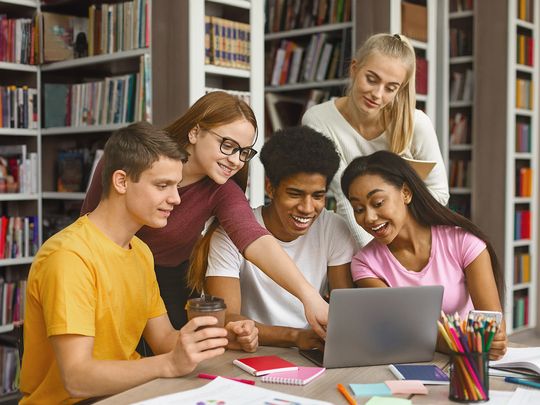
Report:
384,380,428,395
349,383,392,397
366,397,412,405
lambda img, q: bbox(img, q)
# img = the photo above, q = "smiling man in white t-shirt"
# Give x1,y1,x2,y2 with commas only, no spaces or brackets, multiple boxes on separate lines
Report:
205,126,356,350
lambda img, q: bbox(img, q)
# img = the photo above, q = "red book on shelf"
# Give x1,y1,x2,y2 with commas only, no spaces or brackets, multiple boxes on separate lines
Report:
521,210,531,239
233,355,297,376
415,57,428,95
527,37,534,66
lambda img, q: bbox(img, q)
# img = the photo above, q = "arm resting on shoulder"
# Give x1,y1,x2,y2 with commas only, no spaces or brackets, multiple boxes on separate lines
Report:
243,235,328,338
205,276,323,351
51,315,228,398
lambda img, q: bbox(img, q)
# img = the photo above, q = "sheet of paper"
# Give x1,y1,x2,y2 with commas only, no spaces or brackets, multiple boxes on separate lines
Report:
365,397,412,405
485,390,514,405
132,377,332,405
384,380,428,395
349,383,392,397
507,387,540,405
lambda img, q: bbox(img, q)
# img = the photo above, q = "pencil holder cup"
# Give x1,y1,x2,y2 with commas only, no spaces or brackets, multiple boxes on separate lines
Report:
449,351,489,403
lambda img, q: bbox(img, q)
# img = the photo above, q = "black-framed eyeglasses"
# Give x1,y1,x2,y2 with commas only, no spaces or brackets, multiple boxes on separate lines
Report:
206,129,258,162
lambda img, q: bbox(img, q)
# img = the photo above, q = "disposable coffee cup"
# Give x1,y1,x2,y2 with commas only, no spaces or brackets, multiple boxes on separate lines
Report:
185,295,227,328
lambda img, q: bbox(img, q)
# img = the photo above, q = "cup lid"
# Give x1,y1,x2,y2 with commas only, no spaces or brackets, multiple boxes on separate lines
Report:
186,295,227,311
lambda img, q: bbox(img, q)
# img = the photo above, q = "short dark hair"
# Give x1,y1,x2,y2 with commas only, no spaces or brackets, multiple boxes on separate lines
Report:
101,121,188,197
260,126,340,188
341,150,505,304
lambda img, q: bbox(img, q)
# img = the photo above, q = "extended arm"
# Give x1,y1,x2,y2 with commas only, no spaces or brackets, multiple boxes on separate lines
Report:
244,235,329,338
205,276,324,351
50,315,228,398
328,263,354,290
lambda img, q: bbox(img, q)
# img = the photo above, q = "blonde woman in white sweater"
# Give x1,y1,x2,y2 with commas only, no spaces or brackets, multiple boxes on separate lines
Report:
302,33,448,248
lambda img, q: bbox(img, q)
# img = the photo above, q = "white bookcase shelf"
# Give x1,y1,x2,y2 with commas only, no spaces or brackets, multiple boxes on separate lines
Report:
189,0,265,207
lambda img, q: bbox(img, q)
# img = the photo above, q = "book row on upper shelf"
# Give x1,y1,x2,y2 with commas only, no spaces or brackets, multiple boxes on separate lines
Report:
450,69,473,102
0,86,38,130
449,112,469,145
266,31,350,87
43,54,151,128
449,158,470,189
516,120,532,152
517,33,534,66
205,16,250,71
0,0,149,65
516,166,532,197
0,279,25,329
265,0,352,34
449,27,472,58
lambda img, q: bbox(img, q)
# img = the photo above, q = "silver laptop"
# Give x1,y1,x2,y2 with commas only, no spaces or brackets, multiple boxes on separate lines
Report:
300,286,444,368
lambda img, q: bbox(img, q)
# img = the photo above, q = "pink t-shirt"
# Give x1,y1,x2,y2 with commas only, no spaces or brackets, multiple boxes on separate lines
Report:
351,226,486,318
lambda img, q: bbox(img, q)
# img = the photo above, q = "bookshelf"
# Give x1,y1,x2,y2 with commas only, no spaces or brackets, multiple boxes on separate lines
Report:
0,0,39,398
475,0,539,335
263,0,356,136
355,0,437,123
437,0,475,219
189,0,265,207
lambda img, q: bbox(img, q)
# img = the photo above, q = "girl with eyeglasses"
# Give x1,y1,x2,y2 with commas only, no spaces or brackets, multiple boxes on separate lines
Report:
302,33,449,249
82,91,329,339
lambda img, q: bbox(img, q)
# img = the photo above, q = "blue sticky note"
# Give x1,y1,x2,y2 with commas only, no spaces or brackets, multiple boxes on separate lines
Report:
349,383,392,397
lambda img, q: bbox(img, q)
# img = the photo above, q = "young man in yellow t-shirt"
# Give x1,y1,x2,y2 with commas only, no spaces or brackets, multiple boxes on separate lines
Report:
20,122,258,404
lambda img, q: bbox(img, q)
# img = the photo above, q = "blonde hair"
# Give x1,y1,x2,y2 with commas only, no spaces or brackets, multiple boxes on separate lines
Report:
180,91,256,293
348,33,416,154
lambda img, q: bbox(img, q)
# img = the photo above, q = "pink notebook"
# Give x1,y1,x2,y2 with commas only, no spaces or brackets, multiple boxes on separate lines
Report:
261,366,325,385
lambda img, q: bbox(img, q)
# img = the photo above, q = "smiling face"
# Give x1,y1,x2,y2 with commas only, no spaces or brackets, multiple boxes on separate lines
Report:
349,52,408,117
347,173,413,245
263,172,327,242
187,119,256,184
125,156,183,229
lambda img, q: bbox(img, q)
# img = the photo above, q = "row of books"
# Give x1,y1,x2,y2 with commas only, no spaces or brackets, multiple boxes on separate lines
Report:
265,89,333,132
415,57,428,95
517,0,535,23
517,34,534,67
43,54,150,128
449,112,469,145
516,166,532,197
449,159,470,188
87,0,149,57
0,15,38,64
514,209,531,240
205,16,250,70
204,87,251,105
513,292,529,329
0,345,18,395
0,279,26,327
449,27,472,58
0,216,38,260
0,145,38,194
265,0,352,33
0,85,38,129
450,69,473,102
514,252,531,284
516,78,533,110
516,121,531,153
267,31,349,86
449,0,473,12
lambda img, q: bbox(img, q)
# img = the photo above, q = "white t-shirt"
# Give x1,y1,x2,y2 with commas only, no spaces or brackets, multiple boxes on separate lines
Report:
206,206,356,328
302,100,449,248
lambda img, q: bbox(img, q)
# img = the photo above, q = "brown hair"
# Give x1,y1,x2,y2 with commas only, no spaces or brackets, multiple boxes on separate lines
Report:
348,33,416,154
183,91,257,293
102,121,187,197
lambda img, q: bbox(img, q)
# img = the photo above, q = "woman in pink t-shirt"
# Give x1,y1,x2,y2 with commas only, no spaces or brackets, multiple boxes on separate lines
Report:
340,150,507,359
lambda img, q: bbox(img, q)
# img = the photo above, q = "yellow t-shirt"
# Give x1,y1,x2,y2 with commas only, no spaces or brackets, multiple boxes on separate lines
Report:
20,215,166,404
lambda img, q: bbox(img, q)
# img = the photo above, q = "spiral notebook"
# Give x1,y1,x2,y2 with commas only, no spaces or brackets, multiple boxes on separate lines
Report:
261,366,325,385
